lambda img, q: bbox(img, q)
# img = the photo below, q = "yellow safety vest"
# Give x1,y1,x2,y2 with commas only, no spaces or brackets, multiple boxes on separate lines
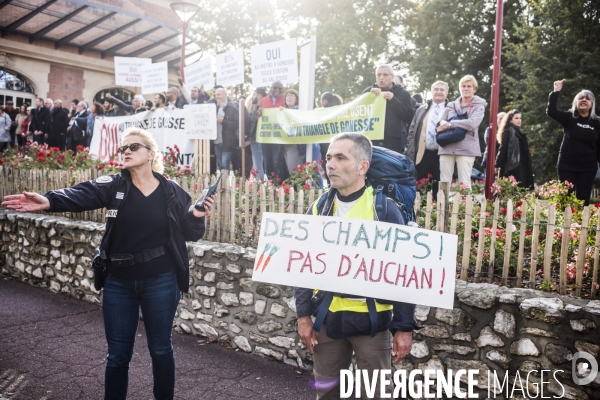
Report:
312,187,394,314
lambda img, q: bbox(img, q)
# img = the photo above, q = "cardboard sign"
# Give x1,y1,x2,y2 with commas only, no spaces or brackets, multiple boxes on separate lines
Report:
114,57,151,87
251,39,298,87
184,58,215,91
184,103,217,140
252,213,457,309
257,92,386,144
141,61,168,94
90,109,195,166
216,49,245,87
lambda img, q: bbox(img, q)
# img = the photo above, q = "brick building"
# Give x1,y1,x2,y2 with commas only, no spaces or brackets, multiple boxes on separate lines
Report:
0,0,202,106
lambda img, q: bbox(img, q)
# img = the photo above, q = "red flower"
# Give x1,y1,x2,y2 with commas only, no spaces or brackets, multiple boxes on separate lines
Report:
283,186,290,194
98,164,104,170
303,183,311,190
174,144,180,152
37,156,45,162
571,207,576,214
515,210,522,218
516,201,523,207
501,207,507,215
76,145,84,151
595,202,600,209
37,151,44,157
427,173,433,178
52,147,60,152
526,230,532,236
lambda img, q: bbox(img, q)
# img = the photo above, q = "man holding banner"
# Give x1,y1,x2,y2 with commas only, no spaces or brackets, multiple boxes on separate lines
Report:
295,133,418,399
363,65,414,154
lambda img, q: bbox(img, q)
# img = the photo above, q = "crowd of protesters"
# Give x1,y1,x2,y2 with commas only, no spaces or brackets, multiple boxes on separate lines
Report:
0,69,597,202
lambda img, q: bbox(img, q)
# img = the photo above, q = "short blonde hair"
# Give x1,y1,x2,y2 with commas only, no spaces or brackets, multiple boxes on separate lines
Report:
122,128,164,174
459,75,478,90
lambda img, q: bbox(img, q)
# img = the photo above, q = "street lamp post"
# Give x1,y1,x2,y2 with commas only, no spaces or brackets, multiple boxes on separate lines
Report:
170,2,200,81
485,0,505,200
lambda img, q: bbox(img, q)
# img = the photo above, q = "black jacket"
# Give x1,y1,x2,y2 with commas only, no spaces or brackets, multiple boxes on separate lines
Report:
44,170,205,292
108,97,146,115
71,110,89,141
46,107,70,137
217,101,239,152
294,189,419,339
29,106,50,133
547,91,600,171
363,82,414,152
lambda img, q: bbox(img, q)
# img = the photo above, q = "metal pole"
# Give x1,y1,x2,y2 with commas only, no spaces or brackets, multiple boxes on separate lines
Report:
239,98,246,178
485,0,504,200
180,20,187,80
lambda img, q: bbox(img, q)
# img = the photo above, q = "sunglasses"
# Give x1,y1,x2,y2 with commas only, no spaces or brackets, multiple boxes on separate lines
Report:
118,143,151,153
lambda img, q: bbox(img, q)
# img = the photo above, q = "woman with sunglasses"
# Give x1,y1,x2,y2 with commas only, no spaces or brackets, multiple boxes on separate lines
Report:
548,80,600,205
2,127,213,400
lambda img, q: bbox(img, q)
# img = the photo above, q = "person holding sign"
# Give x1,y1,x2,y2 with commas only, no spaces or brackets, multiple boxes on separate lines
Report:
259,81,286,180
363,65,414,154
3,127,213,400
295,133,418,399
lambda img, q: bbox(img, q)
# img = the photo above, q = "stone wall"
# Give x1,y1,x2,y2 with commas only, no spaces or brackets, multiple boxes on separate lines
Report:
2,210,600,399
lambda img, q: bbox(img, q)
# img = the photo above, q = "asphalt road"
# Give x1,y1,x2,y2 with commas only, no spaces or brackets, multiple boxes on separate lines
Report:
0,278,316,400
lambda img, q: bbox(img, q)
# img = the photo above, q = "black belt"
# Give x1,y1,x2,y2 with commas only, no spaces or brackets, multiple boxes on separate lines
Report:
110,245,166,267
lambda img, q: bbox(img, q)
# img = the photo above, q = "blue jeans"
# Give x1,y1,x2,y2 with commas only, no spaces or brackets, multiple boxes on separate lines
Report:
250,141,264,179
214,143,232,171
102,272,180,400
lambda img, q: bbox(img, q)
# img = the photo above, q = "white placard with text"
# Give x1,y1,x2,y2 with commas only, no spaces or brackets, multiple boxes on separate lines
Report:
141,61,168,95
114,57,151,87
216,49,245,87
250,39,298,87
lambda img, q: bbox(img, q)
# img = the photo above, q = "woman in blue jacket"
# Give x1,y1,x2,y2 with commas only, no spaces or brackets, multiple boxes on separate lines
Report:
3,128,213,400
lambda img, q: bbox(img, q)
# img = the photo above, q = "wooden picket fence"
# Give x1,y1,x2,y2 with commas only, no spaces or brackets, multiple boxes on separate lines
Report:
1,167,599,297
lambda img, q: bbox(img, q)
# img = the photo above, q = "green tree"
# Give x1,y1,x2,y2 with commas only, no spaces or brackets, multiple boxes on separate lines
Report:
280,0,410,102
188,0,283,96
503,0,600,184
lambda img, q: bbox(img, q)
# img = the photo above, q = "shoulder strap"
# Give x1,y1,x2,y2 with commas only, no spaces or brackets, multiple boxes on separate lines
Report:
373,185,387,222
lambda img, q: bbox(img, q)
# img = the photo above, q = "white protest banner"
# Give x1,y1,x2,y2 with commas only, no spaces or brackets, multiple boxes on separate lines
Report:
184,58,215,91
252,213,457,309
90,109,195,167
114,57,151,87
216,49,244,87
184,103,217,140
251,39,298,87
141,61,168,94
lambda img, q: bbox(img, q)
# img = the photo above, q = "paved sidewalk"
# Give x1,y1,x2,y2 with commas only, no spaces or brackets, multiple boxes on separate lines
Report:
0,278,316,400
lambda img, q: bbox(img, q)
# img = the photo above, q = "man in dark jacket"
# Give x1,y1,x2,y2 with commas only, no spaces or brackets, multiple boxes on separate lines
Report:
214,87,239,171
166,87,188,110
105,93,147,115
67,101,89,152
45,99,70,149
295,133,418,399
405,81,449,196
29,98,50,145
363,65,414,154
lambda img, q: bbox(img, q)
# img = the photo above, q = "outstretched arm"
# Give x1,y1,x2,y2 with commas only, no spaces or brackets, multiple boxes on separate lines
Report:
3,191,50,212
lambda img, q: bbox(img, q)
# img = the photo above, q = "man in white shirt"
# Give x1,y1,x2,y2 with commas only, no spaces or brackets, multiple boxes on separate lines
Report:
405,81,449,195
